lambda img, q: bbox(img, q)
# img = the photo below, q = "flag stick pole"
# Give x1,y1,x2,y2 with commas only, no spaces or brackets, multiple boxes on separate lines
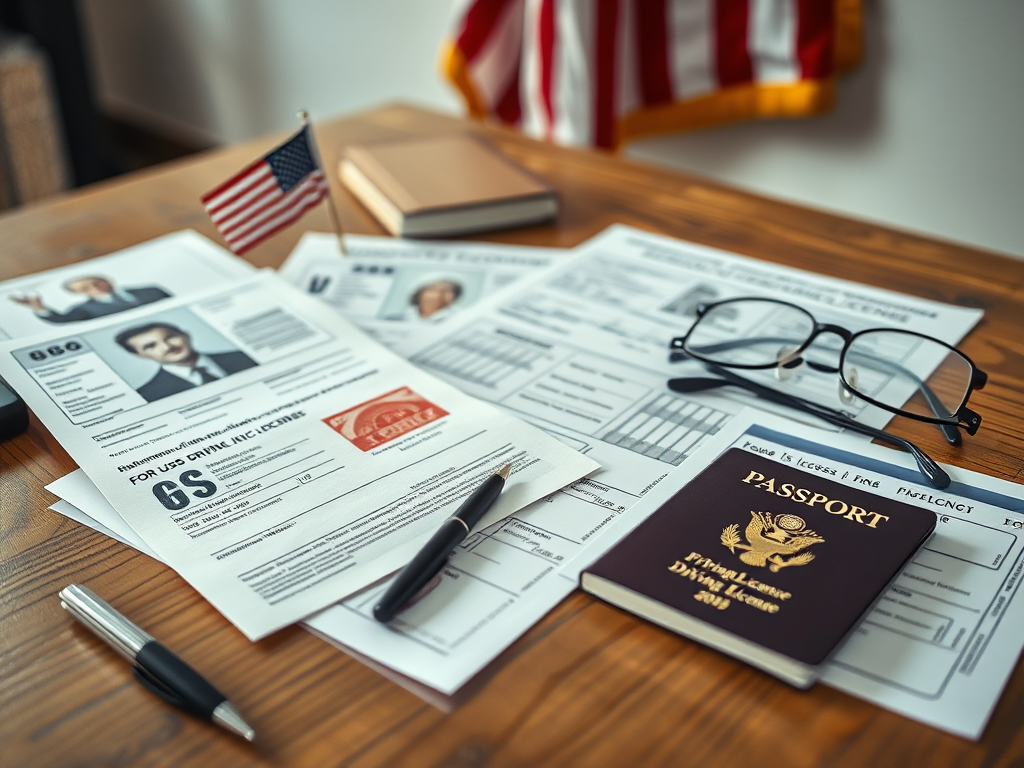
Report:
298,110,347,255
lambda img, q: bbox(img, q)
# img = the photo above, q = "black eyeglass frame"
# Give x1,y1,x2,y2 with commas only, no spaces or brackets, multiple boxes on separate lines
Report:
666,362,952,489
670,297,988,436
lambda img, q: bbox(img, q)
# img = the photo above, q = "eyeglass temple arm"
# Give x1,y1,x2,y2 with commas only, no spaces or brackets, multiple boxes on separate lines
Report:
667,369,951,490
672,336,964,445
672,336,794,356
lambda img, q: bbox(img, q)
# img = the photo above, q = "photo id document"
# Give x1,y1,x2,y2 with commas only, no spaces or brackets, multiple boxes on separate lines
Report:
278,233,562,349
0,271,598,639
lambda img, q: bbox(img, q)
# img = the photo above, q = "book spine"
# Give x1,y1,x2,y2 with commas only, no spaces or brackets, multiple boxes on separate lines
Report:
344,148,420,213
339,160,403,236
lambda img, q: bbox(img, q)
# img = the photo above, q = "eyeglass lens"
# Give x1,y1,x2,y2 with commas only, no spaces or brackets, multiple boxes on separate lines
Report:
684,299,815,367
685,300,974,421
843,330,972,419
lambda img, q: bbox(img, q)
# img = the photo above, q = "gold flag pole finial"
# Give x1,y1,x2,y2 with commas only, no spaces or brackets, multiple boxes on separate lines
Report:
298,109,347,256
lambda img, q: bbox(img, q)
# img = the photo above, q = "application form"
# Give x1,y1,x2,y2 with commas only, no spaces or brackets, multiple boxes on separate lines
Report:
395,225,982,431
4,271,597,639
278,233,561,348
577,409,1024,739
0,231,254,340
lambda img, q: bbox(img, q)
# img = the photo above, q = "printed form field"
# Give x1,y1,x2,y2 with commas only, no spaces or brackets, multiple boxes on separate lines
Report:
832,516,1020,697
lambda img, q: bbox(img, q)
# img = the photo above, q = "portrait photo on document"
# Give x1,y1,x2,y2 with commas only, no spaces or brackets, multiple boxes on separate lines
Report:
5,275,172,327
93,308,258,403
0,233,257,340
378,267,485,322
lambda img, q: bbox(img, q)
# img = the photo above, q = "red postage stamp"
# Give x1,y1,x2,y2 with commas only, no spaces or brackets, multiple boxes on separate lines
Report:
322,387,449,451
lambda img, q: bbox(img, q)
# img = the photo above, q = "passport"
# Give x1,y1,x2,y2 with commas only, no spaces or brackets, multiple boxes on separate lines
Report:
582,448,937,688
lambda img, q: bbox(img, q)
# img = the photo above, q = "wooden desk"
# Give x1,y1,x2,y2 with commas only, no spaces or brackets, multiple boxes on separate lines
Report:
2,105,1023,767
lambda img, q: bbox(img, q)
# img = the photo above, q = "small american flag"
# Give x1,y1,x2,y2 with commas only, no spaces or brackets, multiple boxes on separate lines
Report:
201,126,329,254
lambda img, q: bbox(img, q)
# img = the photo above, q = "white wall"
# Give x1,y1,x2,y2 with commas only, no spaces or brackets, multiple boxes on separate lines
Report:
625,0,1024,260
79,0,463,146
79,0,1024,259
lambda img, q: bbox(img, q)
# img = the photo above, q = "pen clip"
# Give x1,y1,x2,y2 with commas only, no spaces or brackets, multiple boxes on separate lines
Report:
133,664,186,708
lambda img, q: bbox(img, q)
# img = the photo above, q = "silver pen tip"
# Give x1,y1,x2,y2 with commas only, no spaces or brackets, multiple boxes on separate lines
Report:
212,701,256,742
496,463,512,480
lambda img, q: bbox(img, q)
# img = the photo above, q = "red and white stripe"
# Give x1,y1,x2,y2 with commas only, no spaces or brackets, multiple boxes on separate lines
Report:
454,0,527,126
450,0,837,149
201,161,329,255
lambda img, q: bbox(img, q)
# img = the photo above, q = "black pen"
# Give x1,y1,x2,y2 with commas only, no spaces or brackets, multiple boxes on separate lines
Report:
59,584,255,741
374,463,512,623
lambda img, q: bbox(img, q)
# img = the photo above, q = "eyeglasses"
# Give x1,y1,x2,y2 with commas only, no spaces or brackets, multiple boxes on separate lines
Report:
667,297,989,489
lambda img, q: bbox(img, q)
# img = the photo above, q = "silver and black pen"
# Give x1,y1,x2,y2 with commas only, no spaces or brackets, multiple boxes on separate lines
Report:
373,463,512,623
59,584,255,741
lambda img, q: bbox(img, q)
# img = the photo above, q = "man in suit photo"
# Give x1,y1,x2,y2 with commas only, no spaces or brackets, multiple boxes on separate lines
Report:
115,321,257,403
9,276,171,323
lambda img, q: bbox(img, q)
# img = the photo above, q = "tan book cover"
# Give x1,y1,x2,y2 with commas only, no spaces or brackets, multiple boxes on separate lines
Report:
340,134,557,237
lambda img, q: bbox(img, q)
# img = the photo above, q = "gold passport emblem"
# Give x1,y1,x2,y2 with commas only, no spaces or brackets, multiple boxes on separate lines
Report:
721,511,824,572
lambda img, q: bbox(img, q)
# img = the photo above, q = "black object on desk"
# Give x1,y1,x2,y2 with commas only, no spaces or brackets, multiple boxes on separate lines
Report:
374,463,512,623
0,375,28,441
59,584,255,741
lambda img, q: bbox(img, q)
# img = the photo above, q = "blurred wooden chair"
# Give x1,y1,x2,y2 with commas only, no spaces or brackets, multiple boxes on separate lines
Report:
0,31,70,209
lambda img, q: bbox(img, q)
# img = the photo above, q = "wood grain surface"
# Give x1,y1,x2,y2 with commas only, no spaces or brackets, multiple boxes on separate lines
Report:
2,104,1023,768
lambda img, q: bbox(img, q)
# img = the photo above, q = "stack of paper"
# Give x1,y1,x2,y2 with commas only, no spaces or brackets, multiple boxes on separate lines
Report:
0,232,596,640
26,226,1024,739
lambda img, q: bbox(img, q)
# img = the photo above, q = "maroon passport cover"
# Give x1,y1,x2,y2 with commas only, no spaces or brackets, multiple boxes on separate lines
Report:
584,448,937,667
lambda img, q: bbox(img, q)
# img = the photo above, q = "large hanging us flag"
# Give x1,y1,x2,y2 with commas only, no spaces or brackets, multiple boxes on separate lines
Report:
201,126,330,254
442,0,863,150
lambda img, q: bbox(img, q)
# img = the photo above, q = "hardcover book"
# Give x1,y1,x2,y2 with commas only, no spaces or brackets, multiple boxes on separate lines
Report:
582,448,936,688
339,134,558,237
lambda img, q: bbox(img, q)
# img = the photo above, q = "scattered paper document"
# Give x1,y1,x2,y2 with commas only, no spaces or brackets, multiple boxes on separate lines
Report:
50,466,583,697
574,409,1024,740
6,270,597,639
396,224,984,432
0,231,254,340
304,224,984,693
41,225,991,702
50,407,1024,737
278,233,561,348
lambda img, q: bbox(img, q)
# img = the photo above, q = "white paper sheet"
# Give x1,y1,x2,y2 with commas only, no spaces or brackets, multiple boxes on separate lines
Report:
0,231,254,340
49,498,159,559
7,270,597,639
50,472,158,557
574,410,1024,739
278,233,562,348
